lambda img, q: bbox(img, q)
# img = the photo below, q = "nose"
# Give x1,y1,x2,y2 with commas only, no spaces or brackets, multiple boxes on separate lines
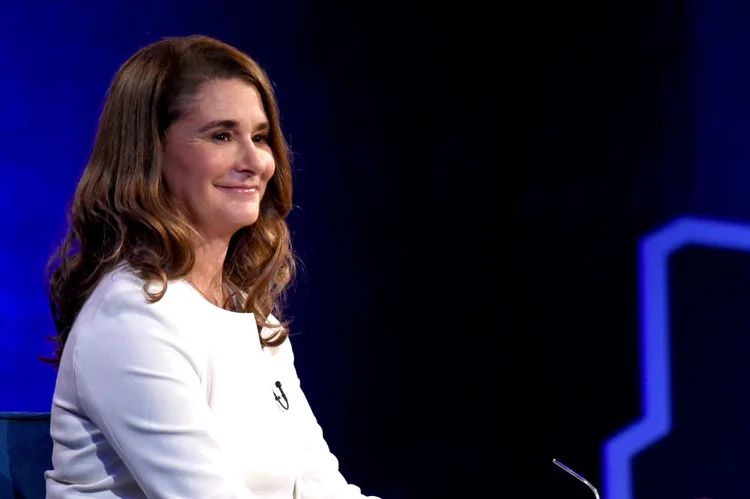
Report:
236,137,271,176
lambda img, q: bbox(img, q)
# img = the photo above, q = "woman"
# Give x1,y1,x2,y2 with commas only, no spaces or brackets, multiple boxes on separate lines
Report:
44,35,379,499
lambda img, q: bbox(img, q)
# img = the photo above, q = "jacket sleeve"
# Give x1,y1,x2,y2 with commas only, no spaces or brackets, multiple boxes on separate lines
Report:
72,293,256,499
280,340,381,499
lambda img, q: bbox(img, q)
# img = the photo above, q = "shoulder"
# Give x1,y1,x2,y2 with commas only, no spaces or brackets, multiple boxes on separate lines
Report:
76,266,168,325
263,314,296,360
89,266,150,309
70,266,187,354
65,266,202,375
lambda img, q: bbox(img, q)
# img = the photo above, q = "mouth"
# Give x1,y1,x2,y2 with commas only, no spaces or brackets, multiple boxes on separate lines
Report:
216,185,260,194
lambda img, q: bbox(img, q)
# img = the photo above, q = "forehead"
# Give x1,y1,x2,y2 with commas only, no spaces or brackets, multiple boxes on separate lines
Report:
183,78,267,123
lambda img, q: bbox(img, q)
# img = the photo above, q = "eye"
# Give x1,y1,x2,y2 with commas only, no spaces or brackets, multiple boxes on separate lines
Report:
213,131,232,142
252,133,269,144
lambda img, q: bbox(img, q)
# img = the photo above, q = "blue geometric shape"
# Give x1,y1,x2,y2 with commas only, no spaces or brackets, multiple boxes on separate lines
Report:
602,216,750,499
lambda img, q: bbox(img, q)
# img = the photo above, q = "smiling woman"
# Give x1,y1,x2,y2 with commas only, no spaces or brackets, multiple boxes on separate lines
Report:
43,35,380,499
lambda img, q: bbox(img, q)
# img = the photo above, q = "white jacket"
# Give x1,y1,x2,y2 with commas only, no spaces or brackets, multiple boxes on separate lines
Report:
45,266,378,499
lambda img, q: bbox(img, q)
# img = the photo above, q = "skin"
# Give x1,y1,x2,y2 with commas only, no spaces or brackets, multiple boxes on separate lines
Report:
162,78,276,307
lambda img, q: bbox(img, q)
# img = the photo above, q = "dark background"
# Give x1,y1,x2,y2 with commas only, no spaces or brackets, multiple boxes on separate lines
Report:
6,0,750,497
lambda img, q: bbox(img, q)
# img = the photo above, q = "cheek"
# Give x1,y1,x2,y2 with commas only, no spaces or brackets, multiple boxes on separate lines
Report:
163,152,214,203
163,161,196,201
161,161,184,199
263,152,277,181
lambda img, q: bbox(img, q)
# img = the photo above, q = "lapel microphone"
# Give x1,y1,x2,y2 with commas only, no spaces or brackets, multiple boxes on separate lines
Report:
273,381,290,410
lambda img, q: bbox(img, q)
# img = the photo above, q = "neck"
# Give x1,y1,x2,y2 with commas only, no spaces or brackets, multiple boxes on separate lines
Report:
188,235,230,308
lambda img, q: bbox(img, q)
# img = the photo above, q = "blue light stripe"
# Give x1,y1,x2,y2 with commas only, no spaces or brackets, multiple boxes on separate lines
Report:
602,217,750,499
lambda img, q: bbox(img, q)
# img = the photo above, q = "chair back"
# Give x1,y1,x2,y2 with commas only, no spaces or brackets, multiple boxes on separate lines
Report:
0,412,52,499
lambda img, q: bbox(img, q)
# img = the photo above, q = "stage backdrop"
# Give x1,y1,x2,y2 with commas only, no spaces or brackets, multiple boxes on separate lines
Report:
22,1,750,498
509,0,750,498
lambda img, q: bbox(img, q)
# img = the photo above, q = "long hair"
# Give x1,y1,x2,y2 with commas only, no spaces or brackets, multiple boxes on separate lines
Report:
45,35,295,368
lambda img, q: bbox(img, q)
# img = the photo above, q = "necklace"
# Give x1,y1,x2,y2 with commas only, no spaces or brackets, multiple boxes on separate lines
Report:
187,279,235,311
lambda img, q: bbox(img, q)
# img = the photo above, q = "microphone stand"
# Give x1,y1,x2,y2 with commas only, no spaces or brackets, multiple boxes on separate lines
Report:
552,459,601,499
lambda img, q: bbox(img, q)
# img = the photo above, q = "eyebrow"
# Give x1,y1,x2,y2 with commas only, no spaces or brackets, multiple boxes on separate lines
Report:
197,119,270,133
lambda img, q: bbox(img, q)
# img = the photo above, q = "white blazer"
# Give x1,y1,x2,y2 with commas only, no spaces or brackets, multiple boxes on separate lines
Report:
45,266,379,499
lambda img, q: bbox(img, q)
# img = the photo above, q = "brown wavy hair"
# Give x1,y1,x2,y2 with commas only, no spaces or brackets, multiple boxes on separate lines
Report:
45,35,295,368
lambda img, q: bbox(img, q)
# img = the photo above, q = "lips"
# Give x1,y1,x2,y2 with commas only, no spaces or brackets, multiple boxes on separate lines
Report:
216,185,260,192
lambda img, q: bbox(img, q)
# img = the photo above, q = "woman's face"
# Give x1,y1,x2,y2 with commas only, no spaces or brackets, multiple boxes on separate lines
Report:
162,78,276,242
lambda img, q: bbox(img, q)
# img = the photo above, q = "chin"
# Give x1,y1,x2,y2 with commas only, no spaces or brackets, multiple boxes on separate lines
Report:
212,208,260,238
235,210,261,228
